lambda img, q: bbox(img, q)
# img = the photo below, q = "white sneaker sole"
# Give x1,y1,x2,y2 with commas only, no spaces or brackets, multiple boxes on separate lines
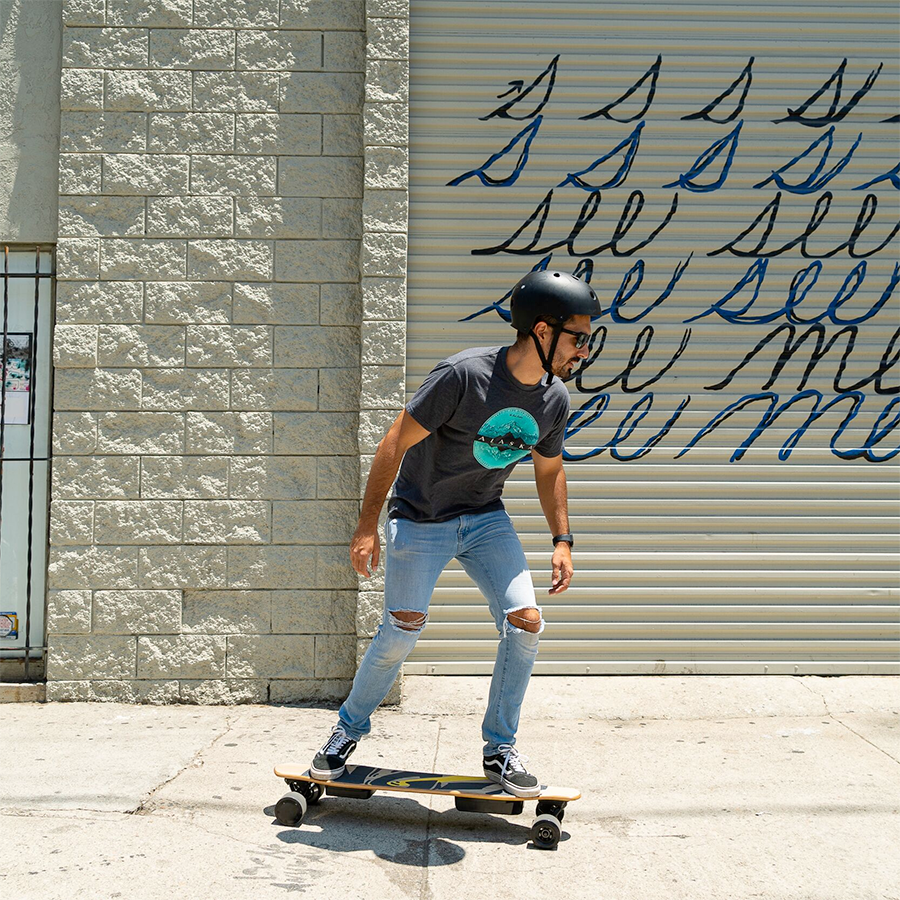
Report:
309,763,345,781
483,769,542,798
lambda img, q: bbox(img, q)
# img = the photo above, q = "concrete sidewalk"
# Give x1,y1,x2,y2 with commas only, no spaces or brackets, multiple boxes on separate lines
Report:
2,676,898,900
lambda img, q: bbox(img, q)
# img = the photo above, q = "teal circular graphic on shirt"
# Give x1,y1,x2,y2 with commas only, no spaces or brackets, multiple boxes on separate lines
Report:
473,407,540,469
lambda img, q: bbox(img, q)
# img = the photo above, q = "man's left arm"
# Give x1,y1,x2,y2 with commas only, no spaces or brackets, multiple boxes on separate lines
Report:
532,451,573,595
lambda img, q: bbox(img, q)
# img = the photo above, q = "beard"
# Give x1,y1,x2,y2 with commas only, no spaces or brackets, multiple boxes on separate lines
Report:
551,354,581,380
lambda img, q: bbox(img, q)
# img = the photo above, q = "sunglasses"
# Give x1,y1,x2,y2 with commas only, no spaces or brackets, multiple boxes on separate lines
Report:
557,326,591,349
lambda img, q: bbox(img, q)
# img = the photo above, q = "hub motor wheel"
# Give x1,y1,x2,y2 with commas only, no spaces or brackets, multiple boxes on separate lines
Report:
530,813,561,850
274,791,307,827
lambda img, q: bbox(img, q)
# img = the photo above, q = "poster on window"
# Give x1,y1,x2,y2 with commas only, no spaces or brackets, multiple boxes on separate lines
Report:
2,334,32,425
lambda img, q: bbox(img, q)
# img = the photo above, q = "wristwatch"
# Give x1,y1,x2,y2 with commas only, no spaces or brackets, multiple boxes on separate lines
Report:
552,533,574,548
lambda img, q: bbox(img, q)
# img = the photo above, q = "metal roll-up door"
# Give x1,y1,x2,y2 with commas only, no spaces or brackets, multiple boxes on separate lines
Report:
403,1,900,674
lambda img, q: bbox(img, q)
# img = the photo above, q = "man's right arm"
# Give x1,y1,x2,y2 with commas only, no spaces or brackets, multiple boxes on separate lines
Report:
350,409,431,577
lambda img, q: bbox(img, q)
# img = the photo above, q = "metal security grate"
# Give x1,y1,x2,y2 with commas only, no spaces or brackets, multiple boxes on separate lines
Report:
0,246,54,683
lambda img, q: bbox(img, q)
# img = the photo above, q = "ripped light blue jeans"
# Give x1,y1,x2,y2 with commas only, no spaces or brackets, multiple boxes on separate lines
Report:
338,508,542,755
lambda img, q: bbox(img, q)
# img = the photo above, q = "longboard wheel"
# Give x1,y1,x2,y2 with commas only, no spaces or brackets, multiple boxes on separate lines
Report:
531,813,561,850
274,791,307,827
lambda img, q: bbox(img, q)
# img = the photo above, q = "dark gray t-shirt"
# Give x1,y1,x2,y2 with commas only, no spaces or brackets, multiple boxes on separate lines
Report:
388,346,570,523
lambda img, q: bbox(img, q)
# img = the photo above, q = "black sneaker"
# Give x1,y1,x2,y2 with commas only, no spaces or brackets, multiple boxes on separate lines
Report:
483,745,541,798
310,725,357,780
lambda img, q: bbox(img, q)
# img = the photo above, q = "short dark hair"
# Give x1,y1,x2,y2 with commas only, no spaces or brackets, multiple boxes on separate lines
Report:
514,313,569,344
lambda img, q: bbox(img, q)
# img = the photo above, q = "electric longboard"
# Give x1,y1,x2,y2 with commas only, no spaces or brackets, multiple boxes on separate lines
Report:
273,763,580,850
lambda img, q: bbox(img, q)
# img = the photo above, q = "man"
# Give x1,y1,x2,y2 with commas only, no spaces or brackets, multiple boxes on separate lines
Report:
310,270,599,797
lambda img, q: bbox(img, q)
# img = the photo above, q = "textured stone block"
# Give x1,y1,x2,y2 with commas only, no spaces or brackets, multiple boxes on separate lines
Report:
56,281,143,324
227,545,316,589
46,680,180,703
187,240,273,281
146,197,233,238
322,114,362,155
53,324,98,367
59,196,145,238
323,32,364,71
53,455,140,500
63,27,148,68
193,0,279,27
148,113,234,152
316,545,357,589
233,282,318,325
63,0,106,26
98,324,185,367
278,156,363,198
226,635,314,679
102,154,190,195
229,456,317,500
355,590,383,637
59,154,102,194
48,546,140,590
280,0,364,29
47,636,137,679
60,111,146,152
106,70,192,111
315,634,356,679
46,590,93,634
106,0,192,26
184,500,270,545
194,72,279,112
357,408,396,453
149,28,234,69
186,411,272,454
94,590,182,633
320,283,361,325
237,30,320,70
191,155,276,196
322,198,362,238
235,197,320,238
364,101,408,145
274,326,359,368
275,239,359,282
95,500,183,544
316,456,359,499
98,412,185,454
318,367,360,411
280,72,363,114
360,365,404,408
362,319,405,365
366,18,409,60
145,282,232,324
274,412,357,455
139,546,227,589
367,0,409,16
60,69,104,110
142,368,230,411
138,636,226,678
365,146,407,189
182,590,270,634
231,368,318,411
270,589,356,633
272,500,357,544
365,59,408,102
362,276,405,320
179,680,267,704
53,412,99,455
54,367,142,411
57,238,100,279
141,456,228,499
186,325,272,368
362,232,407,277
50,500,94,545
100,239,187,280
269,679,352,703
235,113,320,154
362,190,407,232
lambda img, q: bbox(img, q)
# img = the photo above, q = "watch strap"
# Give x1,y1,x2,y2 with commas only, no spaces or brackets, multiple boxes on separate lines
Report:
552,533,574,547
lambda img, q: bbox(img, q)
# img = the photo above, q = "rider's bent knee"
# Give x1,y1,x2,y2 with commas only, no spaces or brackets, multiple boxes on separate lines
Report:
506,607,542,634
388,609,428,634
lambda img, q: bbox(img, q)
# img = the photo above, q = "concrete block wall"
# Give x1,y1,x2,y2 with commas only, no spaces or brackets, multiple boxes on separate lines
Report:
47,0,374,704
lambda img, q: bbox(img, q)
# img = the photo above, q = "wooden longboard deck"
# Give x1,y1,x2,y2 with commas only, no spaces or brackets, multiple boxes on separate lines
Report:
274,763,580,803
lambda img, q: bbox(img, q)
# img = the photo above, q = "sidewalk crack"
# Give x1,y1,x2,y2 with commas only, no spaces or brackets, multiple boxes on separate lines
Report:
418,721,442,900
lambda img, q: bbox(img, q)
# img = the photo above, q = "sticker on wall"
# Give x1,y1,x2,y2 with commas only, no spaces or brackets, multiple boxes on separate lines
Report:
2,333,32,425
0,613,19,640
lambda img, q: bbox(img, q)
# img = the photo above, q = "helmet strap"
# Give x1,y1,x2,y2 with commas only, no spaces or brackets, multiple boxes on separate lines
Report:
528,326,563,383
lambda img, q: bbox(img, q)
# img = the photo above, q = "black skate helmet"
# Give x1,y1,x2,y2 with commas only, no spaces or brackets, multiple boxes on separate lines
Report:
509,270,600,381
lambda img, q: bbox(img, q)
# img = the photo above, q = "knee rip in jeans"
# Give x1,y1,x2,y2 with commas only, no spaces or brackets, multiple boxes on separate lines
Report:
504,606,543,636
388,609,428,634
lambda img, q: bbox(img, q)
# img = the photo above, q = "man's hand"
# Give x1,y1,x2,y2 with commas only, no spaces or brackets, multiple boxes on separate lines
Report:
549,543,573,594
350,526,380,578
